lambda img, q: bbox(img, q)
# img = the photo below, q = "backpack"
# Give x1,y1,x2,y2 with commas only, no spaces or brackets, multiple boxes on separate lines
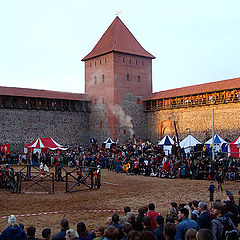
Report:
217,217,239,240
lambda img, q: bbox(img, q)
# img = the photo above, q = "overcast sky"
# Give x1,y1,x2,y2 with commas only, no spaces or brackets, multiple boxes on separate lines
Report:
0,0,239,94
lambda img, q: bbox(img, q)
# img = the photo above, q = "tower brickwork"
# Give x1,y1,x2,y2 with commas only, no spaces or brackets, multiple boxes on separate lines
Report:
82,17,154,140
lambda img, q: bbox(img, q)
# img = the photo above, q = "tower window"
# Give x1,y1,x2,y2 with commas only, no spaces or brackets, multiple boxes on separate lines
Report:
95,62,96,66
100,60,101,65
129,59,131,64
126,74,129,82
136,60,138,65
90,63,92,67
102,74,105,82
105,58,107,63
94,76,97,84
137,75,141,83
123,58,125,63
142,61,144,66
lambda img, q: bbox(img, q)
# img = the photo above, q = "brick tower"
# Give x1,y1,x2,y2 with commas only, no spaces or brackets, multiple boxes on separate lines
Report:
82,17,155,141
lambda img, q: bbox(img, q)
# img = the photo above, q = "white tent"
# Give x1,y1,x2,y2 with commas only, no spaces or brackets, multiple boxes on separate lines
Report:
205,134,228,153
102,137,115,149
158,134,174,155
180,135,201,154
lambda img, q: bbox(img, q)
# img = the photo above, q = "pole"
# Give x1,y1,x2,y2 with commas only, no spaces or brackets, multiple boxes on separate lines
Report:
212,109,215,161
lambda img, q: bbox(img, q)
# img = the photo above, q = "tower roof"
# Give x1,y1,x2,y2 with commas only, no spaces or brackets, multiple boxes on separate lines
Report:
82,17,155,61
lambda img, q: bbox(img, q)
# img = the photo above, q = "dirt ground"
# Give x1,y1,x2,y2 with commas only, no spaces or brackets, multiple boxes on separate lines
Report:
0,167,239,238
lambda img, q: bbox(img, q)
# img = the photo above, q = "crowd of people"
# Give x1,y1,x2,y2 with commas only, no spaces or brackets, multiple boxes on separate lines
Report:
1,139,240,187
1,139,240,240
1,190,240,240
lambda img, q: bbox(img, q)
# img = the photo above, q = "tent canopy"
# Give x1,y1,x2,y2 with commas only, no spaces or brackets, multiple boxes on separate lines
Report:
205,134,228,154
102,137,115,149
158,135,174,146
228,136,240,158
180,135,201,149
24,137,67,151
205,134,227,145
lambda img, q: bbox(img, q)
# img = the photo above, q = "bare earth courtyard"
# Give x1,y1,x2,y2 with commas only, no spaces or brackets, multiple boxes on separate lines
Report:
0,168,239,238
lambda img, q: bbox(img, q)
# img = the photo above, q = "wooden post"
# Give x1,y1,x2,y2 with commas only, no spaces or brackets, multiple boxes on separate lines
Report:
65,172,68,193
52,173,55,194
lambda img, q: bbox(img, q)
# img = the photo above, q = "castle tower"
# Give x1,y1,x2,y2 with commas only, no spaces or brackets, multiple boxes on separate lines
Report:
82,17,155,141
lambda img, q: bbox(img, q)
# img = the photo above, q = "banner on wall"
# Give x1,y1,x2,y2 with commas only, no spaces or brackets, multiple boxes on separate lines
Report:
0,144,10,153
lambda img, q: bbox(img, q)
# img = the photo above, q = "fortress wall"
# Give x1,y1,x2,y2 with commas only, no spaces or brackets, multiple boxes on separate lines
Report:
0,109,90,153
147,103,240,142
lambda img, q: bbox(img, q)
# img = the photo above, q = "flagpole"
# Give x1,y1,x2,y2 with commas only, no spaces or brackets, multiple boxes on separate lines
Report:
212,109,215,161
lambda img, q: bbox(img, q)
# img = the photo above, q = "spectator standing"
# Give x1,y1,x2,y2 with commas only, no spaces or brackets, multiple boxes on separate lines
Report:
120,206,131,225
77,222,92,240
163,223,176,240
211,202,239,240
197,202,212,229
52,218,69,240
196,229,213,240
0,215,27,240
26,226,39,240
41,228,51,240
175,208,199,240
153,215,165,240
145,203,159,230
65,229,79,240
94,226,104,240
208,182,216,202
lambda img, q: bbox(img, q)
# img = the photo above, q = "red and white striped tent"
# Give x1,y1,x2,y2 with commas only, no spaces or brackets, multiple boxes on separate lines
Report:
228,136,240,158
24,137,68,153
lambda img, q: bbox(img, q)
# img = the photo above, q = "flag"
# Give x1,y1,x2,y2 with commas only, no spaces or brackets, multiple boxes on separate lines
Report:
0,144,10,153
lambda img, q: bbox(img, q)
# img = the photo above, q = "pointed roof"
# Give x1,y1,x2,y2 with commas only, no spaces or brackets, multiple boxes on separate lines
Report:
82,17,155,61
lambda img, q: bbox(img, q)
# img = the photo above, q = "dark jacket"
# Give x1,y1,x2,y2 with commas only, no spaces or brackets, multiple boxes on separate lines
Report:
0,224,27,240
153,225,165,240
52,229,66,240
198,211,212,229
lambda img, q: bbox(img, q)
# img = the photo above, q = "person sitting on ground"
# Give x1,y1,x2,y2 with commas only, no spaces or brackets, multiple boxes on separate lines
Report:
175,208,199,240
0,215,27,240
42,228,51,240
185,228,197,240
26,226,39,240
77,222,92,240
52,218,69,240
153,215,165,240
120,206,131,225
163,223,176,240
94,225,104,240
196,229,213,240
103,226,119,240
65,229,79,240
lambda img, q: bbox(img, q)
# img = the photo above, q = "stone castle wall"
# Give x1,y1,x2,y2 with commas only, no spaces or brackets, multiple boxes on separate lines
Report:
147,102,240,143
0,109,90,153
